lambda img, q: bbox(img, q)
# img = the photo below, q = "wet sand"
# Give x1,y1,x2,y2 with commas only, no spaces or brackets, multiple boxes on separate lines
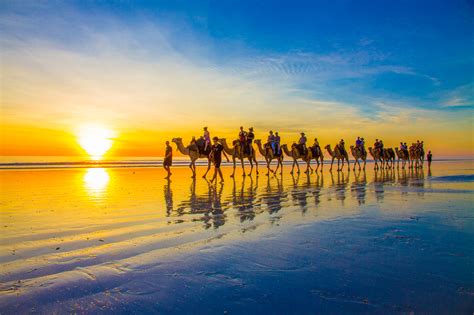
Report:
1,161,473,313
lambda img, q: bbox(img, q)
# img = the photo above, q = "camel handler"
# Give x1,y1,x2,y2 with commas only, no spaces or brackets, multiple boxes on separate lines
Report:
210,136,229,183
299,132,307,155
247,127,255,155
427,151,433,168
163,141,173,179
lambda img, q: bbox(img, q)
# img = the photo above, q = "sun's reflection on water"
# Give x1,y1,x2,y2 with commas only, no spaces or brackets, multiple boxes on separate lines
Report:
83,168,110,199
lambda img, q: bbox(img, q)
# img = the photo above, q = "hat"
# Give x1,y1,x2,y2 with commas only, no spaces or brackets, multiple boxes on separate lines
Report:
249,127,254,131
301,132,305,135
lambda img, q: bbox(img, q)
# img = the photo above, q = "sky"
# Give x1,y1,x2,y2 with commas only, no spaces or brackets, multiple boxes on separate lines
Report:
1,0,473,158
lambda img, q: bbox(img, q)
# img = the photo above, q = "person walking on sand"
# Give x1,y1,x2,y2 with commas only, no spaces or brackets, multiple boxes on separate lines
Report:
210,136,229,183
163,141,173,179
427,151,433,169
203,127,210,152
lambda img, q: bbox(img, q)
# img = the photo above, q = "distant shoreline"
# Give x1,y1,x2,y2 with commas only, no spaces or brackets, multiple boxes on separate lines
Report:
0,158,471,170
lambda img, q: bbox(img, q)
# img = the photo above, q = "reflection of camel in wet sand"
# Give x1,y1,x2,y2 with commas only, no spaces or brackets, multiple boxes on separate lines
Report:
395,148,410,169
312,172,324,206
172,138,211,178
281,144,313,174
176,179,227,229
350,145,366,171
351,170,367,205
325,144,350,172
369,147,383,170
219,138,259,177
330,170,350,203
263,174,286,216
228,176,260,223
255,139,283,175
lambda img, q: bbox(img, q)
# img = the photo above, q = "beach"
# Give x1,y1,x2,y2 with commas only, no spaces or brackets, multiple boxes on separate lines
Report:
1,160,473,313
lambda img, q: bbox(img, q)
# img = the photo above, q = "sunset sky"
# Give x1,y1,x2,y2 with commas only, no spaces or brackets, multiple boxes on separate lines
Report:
1,0,473,158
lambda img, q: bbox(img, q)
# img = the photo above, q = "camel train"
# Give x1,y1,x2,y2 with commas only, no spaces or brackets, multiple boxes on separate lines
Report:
172,134,426,178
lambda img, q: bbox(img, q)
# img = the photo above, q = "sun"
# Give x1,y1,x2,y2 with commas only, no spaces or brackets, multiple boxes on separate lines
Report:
77,125,114,159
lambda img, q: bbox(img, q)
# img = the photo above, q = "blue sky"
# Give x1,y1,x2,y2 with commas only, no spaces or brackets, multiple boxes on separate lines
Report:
1,0,473,156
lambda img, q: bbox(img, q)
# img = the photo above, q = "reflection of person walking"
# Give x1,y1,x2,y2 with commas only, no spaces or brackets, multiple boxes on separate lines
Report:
427,151,432,169
164,141,173,179
210,136,229,183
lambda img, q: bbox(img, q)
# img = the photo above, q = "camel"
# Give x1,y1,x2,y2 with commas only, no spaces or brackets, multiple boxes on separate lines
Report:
255,139,283,175
350,145,367,171
368,147,383,170
218,138,259,177
324,144,350,172
172,137,211,178
281,144,313,174
409,145,423,169
309,144,324,173
383,148,396,169
395,148,410,169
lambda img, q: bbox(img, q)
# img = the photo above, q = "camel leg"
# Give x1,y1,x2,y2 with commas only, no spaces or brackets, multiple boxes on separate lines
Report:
296,160,300,173
241,158,246,176
248,159,253,176
255,157,259,175
266,159,271,176
203,158,211,178
330,157,335,172
231,157,236,177
321,158,324,172
190,161,196,178
290,160,295,174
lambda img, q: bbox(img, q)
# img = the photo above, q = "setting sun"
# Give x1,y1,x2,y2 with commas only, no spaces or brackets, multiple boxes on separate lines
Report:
77,125,114,159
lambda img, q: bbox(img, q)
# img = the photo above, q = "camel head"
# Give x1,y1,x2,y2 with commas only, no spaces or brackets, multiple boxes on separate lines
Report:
217,138,225,144
172,137,182,144
324,144,330,150
254,139,262,145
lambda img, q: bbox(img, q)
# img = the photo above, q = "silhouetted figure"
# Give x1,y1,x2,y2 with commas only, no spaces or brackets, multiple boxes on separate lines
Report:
427,151,432,169
163,141,172,179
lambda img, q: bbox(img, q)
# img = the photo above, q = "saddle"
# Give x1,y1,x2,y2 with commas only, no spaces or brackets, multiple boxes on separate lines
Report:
293,143,307,156
311,145,321,157
195,137,211,155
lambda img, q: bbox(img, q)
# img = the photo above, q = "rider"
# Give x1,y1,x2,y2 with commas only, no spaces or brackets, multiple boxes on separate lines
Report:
203,127,210,152
361,137,366,155
274,132,281,155
312,138,320,155
188,136,198,152
267,130,275,154
355,136,362,153
247,127,255,155
379,140,385,158
238,126,247,153
339,139,347,156
299,132,307,155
